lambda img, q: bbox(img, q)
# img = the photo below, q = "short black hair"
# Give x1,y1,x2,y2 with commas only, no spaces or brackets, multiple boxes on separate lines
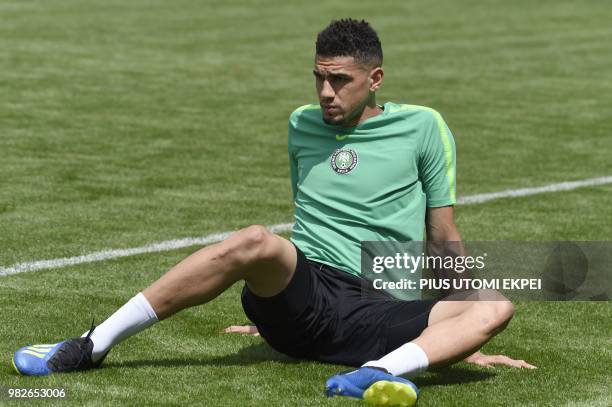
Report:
315,18,383,67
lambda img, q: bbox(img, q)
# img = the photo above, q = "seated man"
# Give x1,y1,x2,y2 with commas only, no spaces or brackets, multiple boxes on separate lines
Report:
13,18,534,407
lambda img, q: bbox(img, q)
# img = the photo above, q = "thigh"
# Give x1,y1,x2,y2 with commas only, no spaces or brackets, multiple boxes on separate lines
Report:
378,299,438,355
427,289,507,326
241,246,326,358
302,266,438,365
309,295,438,366
427,300,475,326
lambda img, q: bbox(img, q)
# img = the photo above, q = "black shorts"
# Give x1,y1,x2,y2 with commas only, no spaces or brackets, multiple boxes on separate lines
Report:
241,246,437,366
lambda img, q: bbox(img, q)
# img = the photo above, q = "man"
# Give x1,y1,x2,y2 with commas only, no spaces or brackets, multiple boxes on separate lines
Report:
13,19,534,406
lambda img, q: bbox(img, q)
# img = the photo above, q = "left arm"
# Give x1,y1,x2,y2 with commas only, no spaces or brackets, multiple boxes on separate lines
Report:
425,205,465,292
426,206,535,369
426,205,461,242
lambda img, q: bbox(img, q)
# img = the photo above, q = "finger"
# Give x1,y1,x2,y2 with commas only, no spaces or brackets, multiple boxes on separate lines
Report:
225,326,239,331
518,360,537,369
477,355,512,367
241,325,260,336
490,355,509,364
223,325,259,335
508,359,525,368
496,357,536,369
470,359,494,368
223,326,242,333
493,356,521,367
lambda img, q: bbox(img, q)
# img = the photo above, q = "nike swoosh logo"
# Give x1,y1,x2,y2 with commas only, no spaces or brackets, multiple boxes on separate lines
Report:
336,134,349,141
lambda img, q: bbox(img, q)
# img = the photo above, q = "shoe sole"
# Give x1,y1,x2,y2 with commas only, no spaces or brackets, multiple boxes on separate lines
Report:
363,380,418,407
12,357,22,375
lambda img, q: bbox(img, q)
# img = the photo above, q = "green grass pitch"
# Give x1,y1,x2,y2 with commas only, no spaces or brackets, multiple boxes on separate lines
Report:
1,0,611,405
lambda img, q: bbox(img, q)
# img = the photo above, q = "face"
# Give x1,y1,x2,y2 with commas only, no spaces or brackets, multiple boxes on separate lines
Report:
313,55,381,127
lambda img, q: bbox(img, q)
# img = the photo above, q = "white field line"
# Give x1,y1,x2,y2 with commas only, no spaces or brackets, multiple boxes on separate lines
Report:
456,175,612,204
1,176,611,277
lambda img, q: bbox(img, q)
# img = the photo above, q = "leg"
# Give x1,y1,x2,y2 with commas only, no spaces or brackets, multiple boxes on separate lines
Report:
328,290,515,407
362,289,514,377
144,225,297,319
413,289,514,367
13,225,297,376
91,225,296,357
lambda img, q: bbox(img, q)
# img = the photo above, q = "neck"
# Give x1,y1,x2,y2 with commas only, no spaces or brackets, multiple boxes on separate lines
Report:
342,94,382,128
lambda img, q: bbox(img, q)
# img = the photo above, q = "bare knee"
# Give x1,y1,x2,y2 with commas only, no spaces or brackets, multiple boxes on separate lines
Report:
215,225,274,268
494,299,515,328
473,295,514,335
239,225,270,252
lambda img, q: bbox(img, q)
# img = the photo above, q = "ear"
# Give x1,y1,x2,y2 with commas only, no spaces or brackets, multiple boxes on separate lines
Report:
369,67,384,92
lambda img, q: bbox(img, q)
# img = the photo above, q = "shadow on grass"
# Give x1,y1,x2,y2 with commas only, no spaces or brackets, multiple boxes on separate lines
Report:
104,342,301,369
414,365,496,386
106,344,496,388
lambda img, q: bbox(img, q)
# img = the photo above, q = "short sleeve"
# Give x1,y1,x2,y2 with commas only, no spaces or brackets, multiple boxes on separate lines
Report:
288,129,298,201
418,110,457,207
288,110,300,201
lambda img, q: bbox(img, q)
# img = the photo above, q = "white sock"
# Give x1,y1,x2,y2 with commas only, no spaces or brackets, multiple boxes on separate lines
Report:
83,292,159,362
363,342,429,378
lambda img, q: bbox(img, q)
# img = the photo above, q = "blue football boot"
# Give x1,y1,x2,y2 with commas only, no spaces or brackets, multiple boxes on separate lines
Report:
13,324,105,376
326,366,419,406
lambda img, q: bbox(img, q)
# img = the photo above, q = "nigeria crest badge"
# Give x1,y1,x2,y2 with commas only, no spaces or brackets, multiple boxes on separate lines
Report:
331,148,358,174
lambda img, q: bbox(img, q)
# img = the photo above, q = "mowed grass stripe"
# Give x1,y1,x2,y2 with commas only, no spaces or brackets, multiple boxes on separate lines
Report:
2,189,611,406
1,175,611,277
1,1,610,405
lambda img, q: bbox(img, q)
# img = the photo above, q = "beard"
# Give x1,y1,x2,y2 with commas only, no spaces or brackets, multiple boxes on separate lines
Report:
322,109,347,126
322,115,342,125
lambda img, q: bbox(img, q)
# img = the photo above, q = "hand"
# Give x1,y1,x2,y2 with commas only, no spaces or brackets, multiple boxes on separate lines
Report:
223,325,260,336
465,351,536,369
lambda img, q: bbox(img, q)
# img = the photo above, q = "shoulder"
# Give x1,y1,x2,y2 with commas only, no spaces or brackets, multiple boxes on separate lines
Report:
386,103,451,140
386,103,445,125
289,104,321,128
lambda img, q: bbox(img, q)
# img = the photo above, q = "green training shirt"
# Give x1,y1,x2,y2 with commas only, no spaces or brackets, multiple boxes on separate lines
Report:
289,101,456,279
